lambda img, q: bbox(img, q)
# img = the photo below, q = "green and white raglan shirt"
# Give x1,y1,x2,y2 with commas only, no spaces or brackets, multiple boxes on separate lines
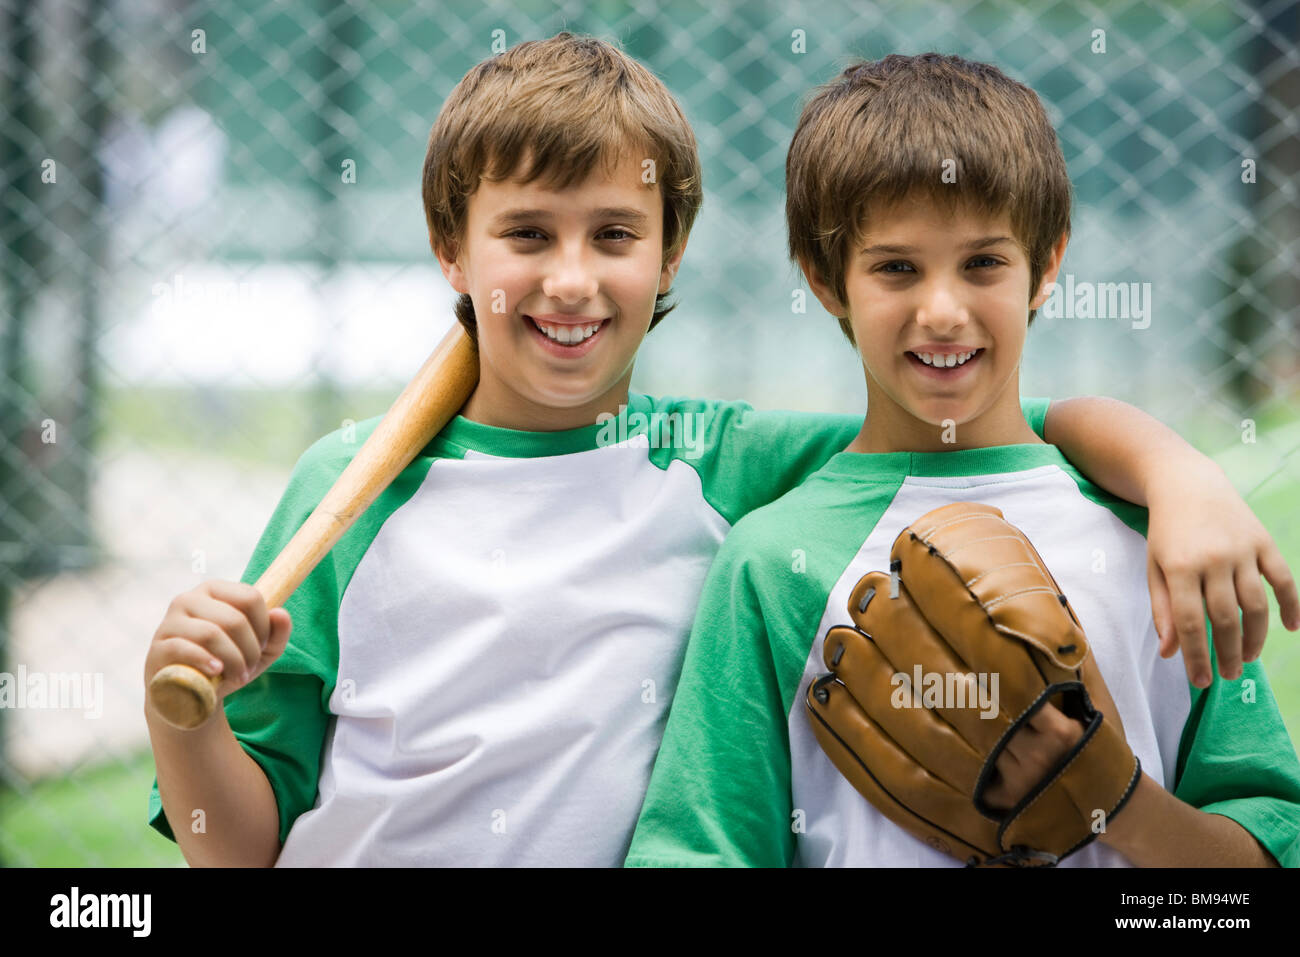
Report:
148,395,1052,866
626,443,1300,868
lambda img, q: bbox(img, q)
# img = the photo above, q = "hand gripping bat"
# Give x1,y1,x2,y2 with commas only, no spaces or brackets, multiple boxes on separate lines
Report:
147,325,478,729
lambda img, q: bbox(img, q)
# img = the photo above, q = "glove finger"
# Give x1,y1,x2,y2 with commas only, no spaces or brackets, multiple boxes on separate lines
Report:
806,669,1001,864
848,573,1015,752
891,506,1087,681
823,624,985,795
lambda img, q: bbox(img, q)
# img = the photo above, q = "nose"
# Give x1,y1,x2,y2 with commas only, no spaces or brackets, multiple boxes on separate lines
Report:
915,277,970,335
542,242,599,304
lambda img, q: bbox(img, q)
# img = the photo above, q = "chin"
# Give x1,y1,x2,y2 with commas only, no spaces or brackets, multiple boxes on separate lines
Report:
909,399,976,424
530,382,610,410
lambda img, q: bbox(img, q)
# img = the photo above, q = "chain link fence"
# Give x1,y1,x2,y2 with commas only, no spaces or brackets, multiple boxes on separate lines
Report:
1,0,1296,865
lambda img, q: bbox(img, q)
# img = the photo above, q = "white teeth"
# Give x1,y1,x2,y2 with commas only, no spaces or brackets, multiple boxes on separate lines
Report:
536,320,601,344
916,350,976,367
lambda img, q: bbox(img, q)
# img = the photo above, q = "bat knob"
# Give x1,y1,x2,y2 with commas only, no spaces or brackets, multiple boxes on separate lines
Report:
149,664,218,730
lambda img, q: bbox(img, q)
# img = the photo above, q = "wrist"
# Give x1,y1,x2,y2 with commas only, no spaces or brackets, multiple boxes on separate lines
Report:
1142,454,1228,508
146,698,230,741
1096,771,1158,856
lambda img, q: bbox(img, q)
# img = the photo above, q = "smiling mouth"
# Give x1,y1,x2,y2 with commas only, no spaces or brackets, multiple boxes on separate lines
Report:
527,315,608,346
907,348,983,369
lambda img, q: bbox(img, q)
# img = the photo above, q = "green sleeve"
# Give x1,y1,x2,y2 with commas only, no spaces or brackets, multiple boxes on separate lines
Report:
1172,655,1300,867
146,671,327,845
148,431,351,846
647,396,1051,525
643,397,856,525
1020,395,1051,439
625,527,797,867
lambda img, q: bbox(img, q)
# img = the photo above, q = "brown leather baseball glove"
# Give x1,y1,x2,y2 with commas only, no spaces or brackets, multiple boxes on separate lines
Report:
804,501,1141,867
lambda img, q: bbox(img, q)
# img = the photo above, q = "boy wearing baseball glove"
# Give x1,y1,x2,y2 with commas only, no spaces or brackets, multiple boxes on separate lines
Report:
146,37,1296,867
626,53,1300,868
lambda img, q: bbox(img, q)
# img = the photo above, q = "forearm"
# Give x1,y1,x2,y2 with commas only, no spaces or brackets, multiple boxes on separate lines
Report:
1043,396,1225,507
147,706,282,867
1099,773,1277,867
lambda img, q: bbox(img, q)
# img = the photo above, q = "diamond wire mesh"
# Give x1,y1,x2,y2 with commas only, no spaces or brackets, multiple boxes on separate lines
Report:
0,0,1295,865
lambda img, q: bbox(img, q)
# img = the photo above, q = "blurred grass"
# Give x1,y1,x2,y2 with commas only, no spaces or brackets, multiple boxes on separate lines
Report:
1218,417,1300,746
2,387,1295,867
102,384,395,467
0,750,184,867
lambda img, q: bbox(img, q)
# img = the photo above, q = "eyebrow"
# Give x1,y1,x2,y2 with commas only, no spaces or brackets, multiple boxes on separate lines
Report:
859,236,1016,255
492,207,649,227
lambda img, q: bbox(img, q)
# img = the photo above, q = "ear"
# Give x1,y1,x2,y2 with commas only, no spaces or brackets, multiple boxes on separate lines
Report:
1029,231,1069,309
434,234,469,295
658,237,688,295
799,256,848,318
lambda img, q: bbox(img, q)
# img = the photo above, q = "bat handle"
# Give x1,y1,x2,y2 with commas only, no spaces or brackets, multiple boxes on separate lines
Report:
147,325,478,731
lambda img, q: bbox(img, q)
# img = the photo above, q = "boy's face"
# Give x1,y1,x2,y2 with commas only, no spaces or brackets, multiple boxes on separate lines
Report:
807,196,1065,451
437,150,683,430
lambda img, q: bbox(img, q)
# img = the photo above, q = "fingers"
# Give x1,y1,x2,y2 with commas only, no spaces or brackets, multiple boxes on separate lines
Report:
983,756,1020,811
1259,542,1300,632
1003,704,1085,767
1026,701,1085,749
262,609,293,668
1165,565,1211,688
149,618,243,697
204,580,272,651
985,702,1086,811
185,593,264,683
1150,538,1294,686
146,582,289,725
150,627,226,681
156,581,271,687
1147,556,1175,658
1235,562,1271,666
1204,568,1243,682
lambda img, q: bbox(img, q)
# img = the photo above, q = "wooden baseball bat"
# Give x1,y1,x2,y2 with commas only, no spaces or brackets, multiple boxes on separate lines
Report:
148,324,479,730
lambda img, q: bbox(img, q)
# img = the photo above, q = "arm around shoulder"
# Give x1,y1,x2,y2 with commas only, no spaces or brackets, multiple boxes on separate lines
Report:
1044,395,1300,687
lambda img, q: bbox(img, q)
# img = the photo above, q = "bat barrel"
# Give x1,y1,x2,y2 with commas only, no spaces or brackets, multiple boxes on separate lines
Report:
147,326,478,729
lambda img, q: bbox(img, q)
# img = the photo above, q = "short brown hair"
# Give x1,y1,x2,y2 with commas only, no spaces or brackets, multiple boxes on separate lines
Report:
786,53,1072,343
422,33,703,342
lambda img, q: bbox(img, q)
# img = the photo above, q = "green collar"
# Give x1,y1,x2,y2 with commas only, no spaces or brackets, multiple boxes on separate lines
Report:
427,393,657,458
823,442,1072,481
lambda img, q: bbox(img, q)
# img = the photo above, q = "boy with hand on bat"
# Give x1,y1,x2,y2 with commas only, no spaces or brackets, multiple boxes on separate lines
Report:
146,34,1298,867
625,53,1300,868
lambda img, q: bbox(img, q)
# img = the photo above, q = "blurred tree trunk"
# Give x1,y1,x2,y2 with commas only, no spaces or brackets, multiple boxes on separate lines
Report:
1227,0,1299,409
